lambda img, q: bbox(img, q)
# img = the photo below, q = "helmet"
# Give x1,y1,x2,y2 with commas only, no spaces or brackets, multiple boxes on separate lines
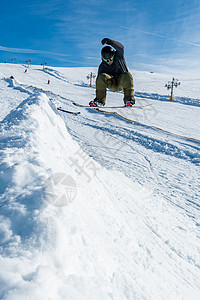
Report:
101,46,115,63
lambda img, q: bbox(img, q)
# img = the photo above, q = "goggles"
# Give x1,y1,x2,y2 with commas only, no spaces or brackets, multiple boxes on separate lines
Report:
102,54,115,63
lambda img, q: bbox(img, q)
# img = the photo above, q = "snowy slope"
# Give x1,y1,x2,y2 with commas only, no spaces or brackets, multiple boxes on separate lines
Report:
0,63,200,300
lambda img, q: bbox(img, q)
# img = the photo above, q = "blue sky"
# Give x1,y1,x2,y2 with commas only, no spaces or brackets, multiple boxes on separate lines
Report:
1,0,200,74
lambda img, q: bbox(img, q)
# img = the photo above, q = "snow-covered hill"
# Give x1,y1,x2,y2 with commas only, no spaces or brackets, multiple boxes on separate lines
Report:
0,63,200,300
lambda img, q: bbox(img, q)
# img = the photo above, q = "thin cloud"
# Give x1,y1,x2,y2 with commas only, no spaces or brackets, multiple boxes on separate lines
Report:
120,26,200,47
0,45,70,57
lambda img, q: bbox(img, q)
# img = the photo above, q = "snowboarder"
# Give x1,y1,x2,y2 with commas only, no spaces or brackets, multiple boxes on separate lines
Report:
89,38,135,107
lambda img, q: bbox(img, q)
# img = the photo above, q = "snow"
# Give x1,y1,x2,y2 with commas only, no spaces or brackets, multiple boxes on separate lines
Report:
0,63,200,300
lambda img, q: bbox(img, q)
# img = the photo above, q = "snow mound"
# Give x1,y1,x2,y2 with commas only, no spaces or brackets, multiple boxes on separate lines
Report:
0,92,149,299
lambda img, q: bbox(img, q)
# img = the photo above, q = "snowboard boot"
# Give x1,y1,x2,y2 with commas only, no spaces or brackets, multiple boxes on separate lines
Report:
89,98,105,107
124,99,135,107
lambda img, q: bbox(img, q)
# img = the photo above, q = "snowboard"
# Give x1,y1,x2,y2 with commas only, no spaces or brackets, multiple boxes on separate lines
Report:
72,102,154,109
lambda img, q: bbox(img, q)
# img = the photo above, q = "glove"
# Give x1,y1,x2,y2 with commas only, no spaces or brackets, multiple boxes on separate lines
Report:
101,38,111,45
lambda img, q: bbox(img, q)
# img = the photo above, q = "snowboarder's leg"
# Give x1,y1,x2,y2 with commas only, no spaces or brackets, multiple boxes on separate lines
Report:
118,72,135,104
95,73,116,104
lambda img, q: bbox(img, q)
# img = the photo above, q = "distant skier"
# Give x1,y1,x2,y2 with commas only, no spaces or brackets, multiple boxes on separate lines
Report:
89,38,135,107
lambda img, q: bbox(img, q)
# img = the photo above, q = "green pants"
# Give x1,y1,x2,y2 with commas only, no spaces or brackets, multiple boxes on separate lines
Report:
96,72,134,104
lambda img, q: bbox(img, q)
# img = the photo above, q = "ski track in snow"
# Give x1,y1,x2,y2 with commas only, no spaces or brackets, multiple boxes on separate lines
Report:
0,64,200,300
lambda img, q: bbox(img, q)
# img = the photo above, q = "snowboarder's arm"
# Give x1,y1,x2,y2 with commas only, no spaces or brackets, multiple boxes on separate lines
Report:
101,38,124,56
